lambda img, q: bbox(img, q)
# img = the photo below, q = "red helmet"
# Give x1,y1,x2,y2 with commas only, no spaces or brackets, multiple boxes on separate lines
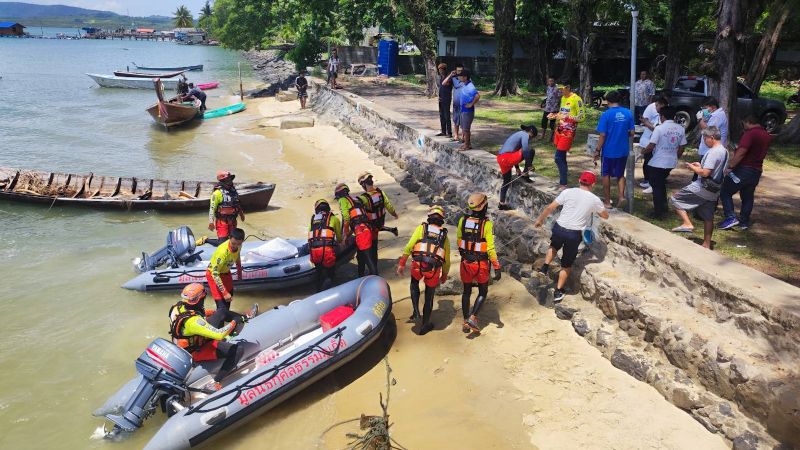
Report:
181,283,207,305
216,170,235,182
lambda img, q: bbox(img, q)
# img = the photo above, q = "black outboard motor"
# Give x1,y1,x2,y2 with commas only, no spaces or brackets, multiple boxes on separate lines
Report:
135,226,197,272
106,338,193,432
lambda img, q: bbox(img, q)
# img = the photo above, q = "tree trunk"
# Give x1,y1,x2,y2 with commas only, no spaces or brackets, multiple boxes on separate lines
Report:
744,0,793,93
575,0,596,104
558,37,575,82
775,113,800,144
664,0,692,88
394,0,439,97
526,34,546,91
494,0,519,96
715,0,746,137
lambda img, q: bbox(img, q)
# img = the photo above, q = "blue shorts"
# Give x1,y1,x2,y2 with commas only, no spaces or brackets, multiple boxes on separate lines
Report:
602,156,627,178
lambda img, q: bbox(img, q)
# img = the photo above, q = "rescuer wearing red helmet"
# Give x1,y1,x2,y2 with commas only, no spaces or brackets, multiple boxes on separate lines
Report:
208,170,245,240
397,205,451,335
457,192,501,334
534,171,609,302
308,198,343,291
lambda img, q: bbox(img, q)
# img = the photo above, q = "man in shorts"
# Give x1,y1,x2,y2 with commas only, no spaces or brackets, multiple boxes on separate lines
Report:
670,126,728,249
534,171,609,302
458,69,480,150
594,90,634,209
295,72,309,109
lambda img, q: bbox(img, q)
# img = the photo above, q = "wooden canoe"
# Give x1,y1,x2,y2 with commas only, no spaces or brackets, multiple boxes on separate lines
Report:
114,70,186,78
132,62,203,72
0,167,275,212
146,79,201,128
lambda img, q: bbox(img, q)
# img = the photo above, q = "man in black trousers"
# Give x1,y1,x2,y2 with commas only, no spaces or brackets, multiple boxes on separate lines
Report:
436,63,453,137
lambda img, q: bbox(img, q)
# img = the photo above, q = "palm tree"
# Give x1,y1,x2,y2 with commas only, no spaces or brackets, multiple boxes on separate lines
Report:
173,5,194,28
198,1,213,30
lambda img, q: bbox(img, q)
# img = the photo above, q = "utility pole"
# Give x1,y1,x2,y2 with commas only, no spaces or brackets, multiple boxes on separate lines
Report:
625,9,638,214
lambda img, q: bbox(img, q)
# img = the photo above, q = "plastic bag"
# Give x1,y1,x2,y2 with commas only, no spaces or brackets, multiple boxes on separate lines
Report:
246,238,299,262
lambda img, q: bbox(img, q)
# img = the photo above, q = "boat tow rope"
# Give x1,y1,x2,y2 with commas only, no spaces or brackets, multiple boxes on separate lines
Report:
151,263,282,280
186,327,347,415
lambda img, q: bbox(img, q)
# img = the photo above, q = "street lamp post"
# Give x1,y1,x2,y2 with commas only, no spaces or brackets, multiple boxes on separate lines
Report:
626,9,639,214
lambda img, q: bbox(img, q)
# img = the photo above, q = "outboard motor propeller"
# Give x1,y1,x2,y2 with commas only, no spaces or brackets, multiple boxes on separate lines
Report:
106,338,193,433
134,226,197,272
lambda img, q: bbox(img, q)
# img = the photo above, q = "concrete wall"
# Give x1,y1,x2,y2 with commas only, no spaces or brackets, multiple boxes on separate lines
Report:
309,82,800,449
436,32,526,58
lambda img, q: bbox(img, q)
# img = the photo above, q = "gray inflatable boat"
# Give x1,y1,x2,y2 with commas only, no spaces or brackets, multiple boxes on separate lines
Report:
95,276,392,449
122,226,356,292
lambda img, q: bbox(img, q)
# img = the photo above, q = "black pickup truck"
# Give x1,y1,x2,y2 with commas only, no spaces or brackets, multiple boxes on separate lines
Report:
662,76,787,133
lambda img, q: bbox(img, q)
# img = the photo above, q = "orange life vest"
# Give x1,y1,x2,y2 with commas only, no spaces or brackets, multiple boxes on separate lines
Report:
362,188,386,226
308,211,337,249
411,222,447,270
458,215,488,262
168,303,207,353
215,185,240,218
343,195,369,227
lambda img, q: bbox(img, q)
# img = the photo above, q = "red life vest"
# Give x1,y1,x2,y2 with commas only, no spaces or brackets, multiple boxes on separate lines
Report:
308,211,337,249
458,215,489,262
411,222,448,270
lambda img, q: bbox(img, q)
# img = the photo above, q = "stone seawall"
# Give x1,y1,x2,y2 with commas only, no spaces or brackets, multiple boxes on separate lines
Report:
310,83,800,449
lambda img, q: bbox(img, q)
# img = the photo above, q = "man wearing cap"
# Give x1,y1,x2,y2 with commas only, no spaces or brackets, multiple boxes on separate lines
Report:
397,205,451,335
457,193,501,334
358,172,399,274
535,171,608,302
208,170,245,239
436,63,453,137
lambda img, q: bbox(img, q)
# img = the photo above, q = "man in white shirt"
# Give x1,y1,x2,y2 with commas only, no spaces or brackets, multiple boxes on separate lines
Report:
637,96,668,192
643,106,686,218
670,126,729,248
534,171,609,302
697,97,728,157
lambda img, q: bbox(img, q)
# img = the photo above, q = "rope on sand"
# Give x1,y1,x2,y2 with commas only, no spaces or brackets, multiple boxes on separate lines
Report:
319,357,407,450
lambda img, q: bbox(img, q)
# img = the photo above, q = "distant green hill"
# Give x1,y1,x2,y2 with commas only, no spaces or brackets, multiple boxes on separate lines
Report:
0,2,175,29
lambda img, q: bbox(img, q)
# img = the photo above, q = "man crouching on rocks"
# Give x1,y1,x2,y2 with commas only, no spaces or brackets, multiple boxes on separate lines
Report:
534,171,609,302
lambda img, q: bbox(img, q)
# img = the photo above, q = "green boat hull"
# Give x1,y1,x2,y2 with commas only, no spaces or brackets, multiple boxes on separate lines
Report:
203,103,246,119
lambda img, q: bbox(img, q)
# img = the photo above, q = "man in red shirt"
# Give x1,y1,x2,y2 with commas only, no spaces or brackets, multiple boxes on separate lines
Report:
718,115,772,231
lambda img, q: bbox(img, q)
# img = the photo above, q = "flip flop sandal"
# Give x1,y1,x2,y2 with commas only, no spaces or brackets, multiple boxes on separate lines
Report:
466,319,481,334
671,226,694,233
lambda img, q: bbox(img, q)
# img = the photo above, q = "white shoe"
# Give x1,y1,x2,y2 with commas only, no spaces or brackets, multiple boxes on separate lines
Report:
642,186,653,194
639,181,650,188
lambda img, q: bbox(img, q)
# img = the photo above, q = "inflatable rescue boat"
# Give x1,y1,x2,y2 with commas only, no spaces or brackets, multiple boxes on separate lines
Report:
95,276,392,449
122,226,356,292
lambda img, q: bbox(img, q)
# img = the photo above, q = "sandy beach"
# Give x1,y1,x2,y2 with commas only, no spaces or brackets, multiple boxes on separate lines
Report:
215,95,729,449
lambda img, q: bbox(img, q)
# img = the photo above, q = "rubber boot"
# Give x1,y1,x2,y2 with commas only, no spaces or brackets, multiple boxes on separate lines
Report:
419,287,435,335
409,279,421,320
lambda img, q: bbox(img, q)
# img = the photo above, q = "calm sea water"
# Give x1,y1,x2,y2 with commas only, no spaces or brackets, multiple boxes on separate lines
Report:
0,34,311,449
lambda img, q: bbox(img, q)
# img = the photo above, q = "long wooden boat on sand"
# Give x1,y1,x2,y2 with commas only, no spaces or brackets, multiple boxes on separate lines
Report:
0,167,275,212
146,79,201,128
87,73,180,90
132,62,203,72
113,69,186,78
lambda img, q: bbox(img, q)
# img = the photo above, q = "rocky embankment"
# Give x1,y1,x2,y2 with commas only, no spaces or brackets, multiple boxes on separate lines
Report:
309,82,800,450
243,50,297,97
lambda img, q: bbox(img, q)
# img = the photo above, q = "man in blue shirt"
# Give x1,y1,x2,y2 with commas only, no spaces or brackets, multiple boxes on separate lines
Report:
594,90,634,208
458,69,480,151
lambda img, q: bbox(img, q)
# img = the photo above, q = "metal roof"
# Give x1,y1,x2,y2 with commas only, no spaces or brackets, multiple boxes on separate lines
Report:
0,22,25,28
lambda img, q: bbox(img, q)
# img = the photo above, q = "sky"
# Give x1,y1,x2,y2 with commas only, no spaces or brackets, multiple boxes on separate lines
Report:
16,0,210,17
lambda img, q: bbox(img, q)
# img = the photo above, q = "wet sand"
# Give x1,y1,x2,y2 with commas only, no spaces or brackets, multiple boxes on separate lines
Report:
218,97,728,450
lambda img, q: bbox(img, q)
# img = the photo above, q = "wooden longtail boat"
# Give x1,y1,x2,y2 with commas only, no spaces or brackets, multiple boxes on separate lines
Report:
113,70,186,78
87,73,180,90
0,167,275,212
146,79,201,128
132,62,203,71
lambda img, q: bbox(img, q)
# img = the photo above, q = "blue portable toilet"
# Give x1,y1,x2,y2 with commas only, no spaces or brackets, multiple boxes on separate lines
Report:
378,39,399,76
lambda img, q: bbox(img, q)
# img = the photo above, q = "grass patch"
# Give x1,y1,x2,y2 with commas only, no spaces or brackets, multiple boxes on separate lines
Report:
765,143,800,170
759,81,797,103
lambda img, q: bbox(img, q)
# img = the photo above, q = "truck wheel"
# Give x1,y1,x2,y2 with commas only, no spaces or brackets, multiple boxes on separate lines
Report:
674,110,694,130
761,111,781,134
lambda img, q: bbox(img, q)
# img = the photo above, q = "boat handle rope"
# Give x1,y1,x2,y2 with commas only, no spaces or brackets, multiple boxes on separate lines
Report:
151,263,285,279
186,327,347,415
